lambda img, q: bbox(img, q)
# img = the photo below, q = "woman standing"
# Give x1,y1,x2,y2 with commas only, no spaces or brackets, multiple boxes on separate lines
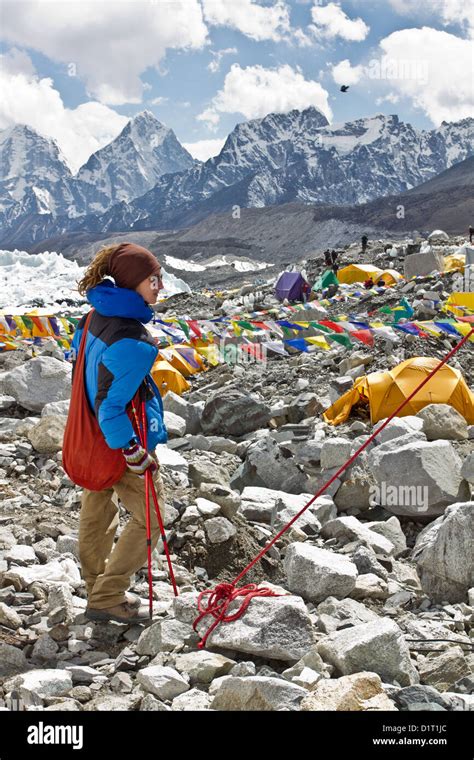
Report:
70,242,168,624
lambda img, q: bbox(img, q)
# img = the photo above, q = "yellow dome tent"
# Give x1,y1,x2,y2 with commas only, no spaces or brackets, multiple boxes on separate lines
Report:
377,269,404,286
337,264,383,285
161,344,207,377
444,252,466,273
151,358,190,397
323,357,474,426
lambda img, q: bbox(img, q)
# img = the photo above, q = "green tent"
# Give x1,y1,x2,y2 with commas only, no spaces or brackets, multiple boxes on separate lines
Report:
312,269,339,292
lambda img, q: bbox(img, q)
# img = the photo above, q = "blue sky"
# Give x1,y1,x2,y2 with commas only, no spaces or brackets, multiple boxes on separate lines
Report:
0,0,472,171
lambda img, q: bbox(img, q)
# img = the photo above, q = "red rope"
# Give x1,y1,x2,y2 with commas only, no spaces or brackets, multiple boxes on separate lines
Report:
193,327,474,648
194,583,287,650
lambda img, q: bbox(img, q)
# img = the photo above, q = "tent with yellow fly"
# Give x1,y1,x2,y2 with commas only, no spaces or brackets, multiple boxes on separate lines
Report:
337,264,384,285
323,357,474,426
151,358,190,397
444,252,465,273
160,344,207,377
377,269,404,286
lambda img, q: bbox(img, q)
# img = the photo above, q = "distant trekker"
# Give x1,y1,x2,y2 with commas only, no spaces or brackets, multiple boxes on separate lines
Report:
324,249,339,274
361,235,368,252
469,226,474,244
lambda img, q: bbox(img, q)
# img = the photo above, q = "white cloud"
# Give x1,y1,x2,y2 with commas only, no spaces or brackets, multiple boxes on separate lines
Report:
1,46,36,76
182,138,227,161
0,0,208,105
330,27,474,125
208,47,238,73
388,0,473,37
0,49,128,173
197,63,332,129
377,27,474,123
148,96,168,106
375,93,401,105
438,0,474,36
202,0,291,42
309,2,369,41
332,59,364,85
197,107,222,129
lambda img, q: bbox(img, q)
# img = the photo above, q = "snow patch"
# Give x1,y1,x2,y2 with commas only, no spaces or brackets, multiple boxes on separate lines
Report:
0,249,190,310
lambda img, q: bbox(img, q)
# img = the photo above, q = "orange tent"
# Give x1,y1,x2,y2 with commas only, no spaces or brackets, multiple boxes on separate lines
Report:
323,357,474,425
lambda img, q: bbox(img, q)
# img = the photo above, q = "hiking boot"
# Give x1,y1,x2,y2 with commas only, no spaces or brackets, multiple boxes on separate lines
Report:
85,601,151,625
125,592,142,608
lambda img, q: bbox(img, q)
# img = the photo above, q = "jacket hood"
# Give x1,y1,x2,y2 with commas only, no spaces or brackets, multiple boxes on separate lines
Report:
86,279,154,323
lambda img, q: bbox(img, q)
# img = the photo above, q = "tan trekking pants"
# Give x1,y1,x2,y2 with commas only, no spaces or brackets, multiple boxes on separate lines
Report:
78,453,166,609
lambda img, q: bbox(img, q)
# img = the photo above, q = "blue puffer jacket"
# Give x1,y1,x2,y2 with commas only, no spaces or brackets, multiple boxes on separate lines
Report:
70,279,167,450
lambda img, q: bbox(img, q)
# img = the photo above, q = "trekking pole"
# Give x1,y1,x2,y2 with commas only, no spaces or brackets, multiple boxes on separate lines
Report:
130,389,154,619
131,389,179,599
144,450,154,620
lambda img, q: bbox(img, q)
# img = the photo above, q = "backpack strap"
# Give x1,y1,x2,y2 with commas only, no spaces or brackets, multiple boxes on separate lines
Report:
72,309,95,385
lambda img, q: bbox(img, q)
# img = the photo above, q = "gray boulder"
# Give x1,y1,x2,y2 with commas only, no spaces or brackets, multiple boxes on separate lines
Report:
417,404,468,441
188,459,229,488
418,646,470,692
195,594,315,662
0,356,71,412
373,416,424,444
320,437,352,469
209,676,307,711
412,501,474,603
28,415,66,455
197,483,241,519
317,618,419,686
321,516,395,555
368,439,470,517
316,596,380,634
204,517,237,544
201,388,270,437
137,666,189,700
461,453,474,483
163,411,186,438
0,642,30,677
163,391,201,434
173,651,235,684
231,437,308,494
41,400,70,417
404,250,444,279
284,543,357,602
3,669,73,706
365,516,407,556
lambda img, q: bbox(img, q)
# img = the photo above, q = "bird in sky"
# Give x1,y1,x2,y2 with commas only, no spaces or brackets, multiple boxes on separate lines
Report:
340,85,350,93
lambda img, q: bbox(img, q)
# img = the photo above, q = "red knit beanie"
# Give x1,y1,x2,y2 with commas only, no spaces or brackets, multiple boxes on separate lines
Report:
107,243,162,290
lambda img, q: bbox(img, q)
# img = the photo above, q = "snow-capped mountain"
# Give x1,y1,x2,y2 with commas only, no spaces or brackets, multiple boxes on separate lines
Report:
75,110,196,214
88,109,473,234
0,111,197,242
0,124,80,217
1,107,473,248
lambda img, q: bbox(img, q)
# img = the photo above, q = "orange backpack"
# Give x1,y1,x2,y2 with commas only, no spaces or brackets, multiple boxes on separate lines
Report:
62,309,140,491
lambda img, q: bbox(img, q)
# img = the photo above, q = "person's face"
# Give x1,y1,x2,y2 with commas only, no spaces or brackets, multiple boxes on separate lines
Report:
135,270,163,304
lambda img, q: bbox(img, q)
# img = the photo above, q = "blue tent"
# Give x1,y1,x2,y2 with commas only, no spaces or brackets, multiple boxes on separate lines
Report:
275,272,309,302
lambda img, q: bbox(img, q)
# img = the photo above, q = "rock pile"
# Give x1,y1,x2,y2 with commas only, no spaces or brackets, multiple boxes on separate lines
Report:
0,234,472,712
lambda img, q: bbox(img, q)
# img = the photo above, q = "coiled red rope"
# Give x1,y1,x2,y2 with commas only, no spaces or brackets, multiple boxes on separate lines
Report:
193,327,474,648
